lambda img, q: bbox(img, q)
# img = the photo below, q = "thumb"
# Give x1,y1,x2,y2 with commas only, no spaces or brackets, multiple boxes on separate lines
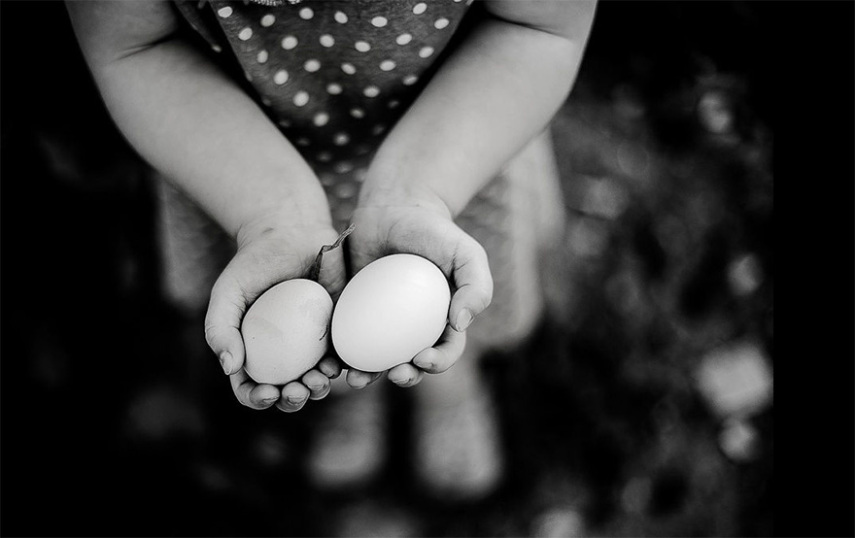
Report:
204,269,247,375
447,232,493,332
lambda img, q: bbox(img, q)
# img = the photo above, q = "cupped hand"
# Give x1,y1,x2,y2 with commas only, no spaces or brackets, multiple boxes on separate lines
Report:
343,185,493,389
204,212,348,412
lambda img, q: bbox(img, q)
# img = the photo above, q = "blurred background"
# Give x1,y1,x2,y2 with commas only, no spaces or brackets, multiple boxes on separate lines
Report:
0,1,781,536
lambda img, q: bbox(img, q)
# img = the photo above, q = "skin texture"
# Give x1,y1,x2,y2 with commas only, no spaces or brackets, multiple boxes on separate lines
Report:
66,0,597,410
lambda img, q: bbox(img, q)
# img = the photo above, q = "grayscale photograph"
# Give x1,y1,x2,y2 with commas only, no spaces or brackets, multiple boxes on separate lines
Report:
0,1,847,537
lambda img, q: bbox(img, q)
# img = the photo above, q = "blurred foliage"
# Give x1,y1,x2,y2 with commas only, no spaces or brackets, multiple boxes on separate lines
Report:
1,1,773,536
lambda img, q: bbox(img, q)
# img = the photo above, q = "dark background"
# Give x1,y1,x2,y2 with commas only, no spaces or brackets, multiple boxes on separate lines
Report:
0,1,851,537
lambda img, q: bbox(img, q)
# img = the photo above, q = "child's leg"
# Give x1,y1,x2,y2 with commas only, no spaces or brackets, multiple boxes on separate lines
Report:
412,338,503,499
306,377,387,489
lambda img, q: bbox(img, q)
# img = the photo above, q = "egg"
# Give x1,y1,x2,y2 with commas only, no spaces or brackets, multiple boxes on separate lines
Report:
241,279,333,385
332,254,451,372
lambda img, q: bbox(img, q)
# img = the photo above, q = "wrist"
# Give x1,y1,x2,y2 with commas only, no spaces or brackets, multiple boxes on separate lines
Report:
358,172,453,220
235,191,334,250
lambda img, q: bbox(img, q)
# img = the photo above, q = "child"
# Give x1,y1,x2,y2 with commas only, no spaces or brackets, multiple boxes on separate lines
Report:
67,0,596,498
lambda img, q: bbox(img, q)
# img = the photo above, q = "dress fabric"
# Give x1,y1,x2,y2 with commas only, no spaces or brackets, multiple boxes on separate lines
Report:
160,0,566,349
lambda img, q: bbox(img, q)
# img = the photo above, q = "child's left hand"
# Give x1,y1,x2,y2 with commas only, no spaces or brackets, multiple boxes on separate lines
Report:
345,183,494,389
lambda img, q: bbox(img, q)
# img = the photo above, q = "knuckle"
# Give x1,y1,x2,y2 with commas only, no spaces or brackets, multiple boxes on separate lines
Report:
234,389,259,410
239,397,258,409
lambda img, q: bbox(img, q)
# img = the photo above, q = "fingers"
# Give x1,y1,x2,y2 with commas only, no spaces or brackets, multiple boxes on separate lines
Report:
387,363,424,387
302,370,332,400
346,368,384,389
447,235,493,332
229,370,280,410
229,361,334,412
412,325,467,374
317,356,343,379
205,269,248,376
276,382,311,413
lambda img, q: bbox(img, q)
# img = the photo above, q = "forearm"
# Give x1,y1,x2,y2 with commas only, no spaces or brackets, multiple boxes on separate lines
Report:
88,37,330,241
362,12,591,216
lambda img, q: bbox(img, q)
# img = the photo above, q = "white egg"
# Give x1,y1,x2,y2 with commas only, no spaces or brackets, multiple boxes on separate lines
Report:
241,279,333,385
332,254,451,372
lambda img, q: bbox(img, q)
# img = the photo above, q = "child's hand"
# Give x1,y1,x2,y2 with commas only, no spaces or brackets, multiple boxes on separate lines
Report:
345,184,493,389
204,213,347,412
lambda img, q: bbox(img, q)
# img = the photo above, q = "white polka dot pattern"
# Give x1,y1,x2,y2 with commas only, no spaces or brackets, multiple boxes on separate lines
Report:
334,162,354,174
281,35,298,50
178,0,473,206
293,91,309,107
273,70,289,85
313,112,330,127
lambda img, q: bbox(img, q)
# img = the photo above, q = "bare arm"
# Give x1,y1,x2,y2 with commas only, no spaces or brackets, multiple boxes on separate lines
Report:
66,0,331,242
67,1,345,411
361,0,597,216
345,0,596,387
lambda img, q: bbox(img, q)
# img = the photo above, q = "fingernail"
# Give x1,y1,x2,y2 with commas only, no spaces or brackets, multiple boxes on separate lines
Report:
263,396,279,404
219,351,233,375
287,396,304,404
414,358,431,370
455,309,473,332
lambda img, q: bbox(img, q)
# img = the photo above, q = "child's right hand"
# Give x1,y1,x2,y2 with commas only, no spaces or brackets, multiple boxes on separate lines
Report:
204,213,348,413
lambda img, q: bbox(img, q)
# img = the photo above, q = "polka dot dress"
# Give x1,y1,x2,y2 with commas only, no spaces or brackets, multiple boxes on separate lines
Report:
175,0,474,228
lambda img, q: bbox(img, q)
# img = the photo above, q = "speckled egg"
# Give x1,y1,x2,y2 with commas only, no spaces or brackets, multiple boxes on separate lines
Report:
241,279,333,385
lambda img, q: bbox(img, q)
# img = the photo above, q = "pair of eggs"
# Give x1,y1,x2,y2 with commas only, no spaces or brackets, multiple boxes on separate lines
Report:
241,254,451,385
